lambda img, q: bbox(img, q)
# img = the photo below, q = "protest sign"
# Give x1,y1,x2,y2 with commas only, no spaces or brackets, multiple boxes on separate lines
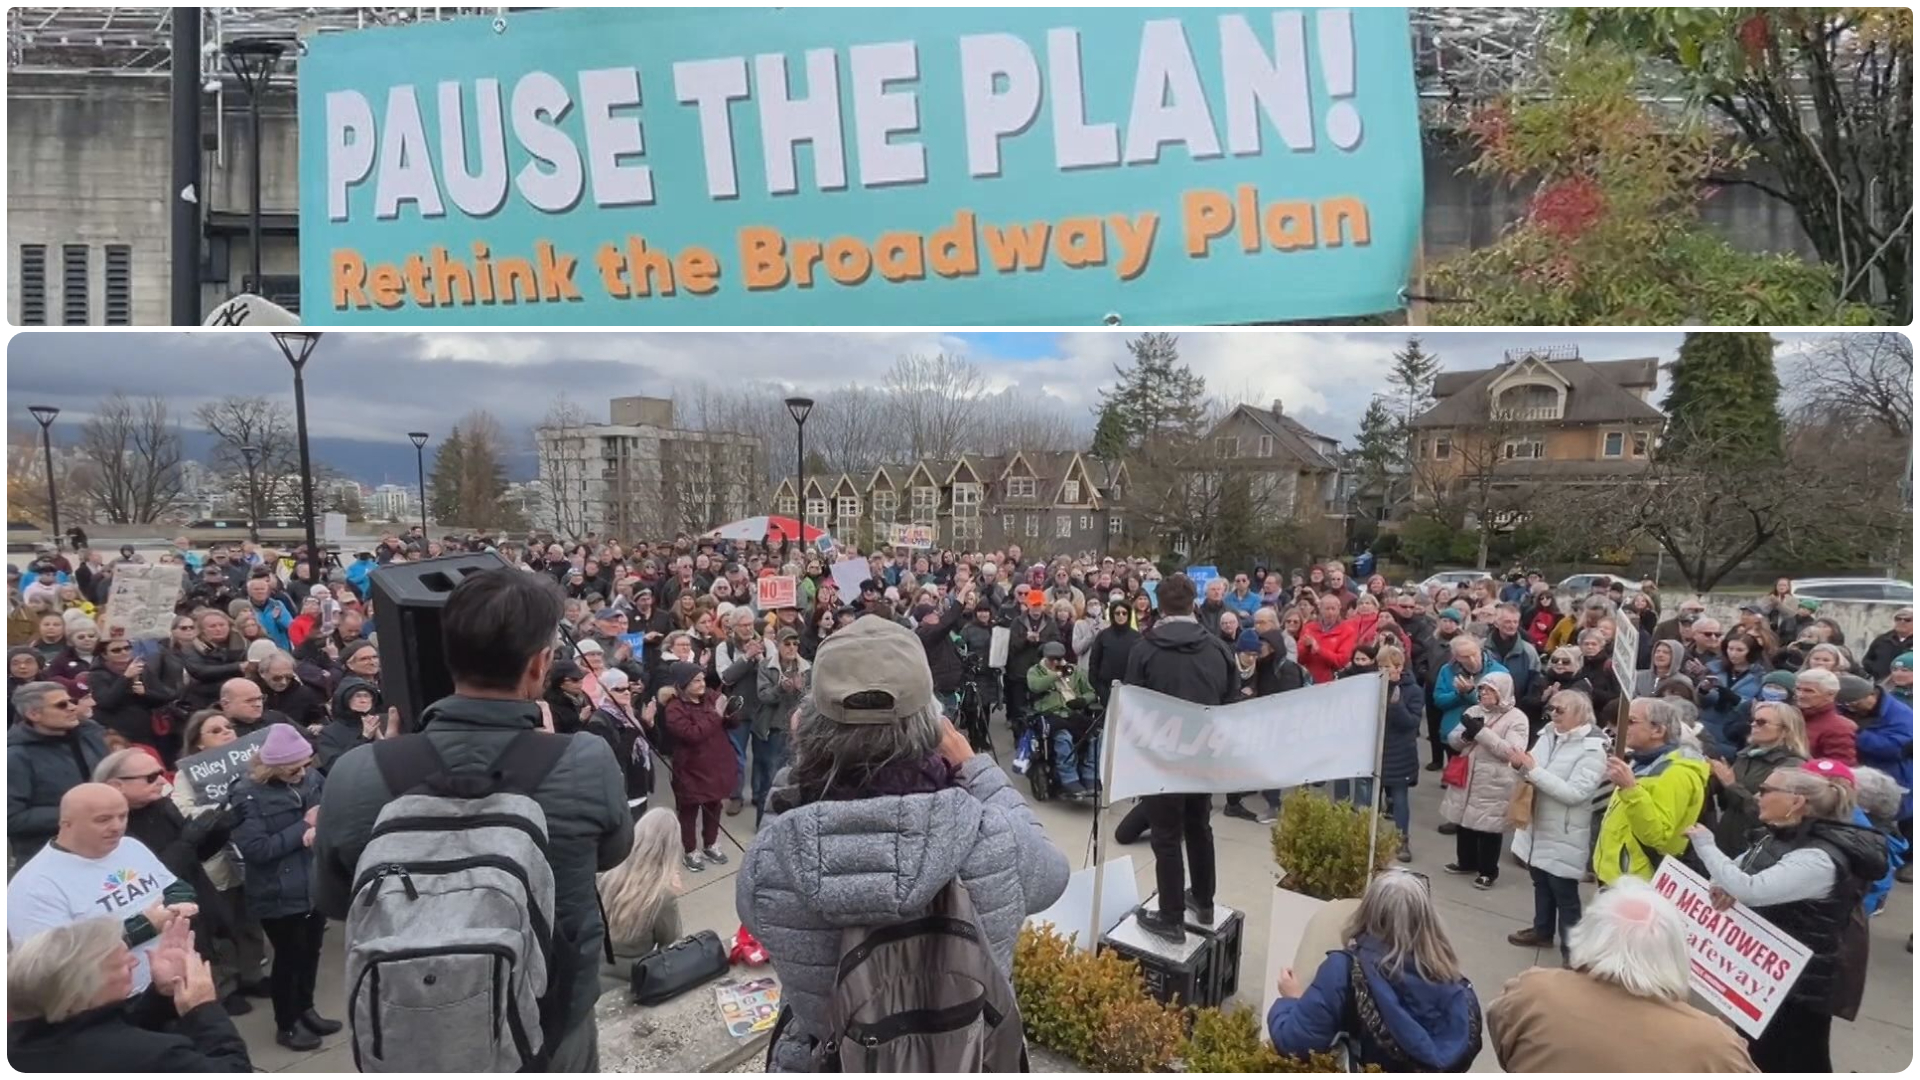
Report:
988,626,1010,669
618,632,647,662
830,557,870,599
176,729,273,804
1104,674,1382,800
813,533,837,556
101,562,187,641
757,575,799,609
1184,566,1219,587
886,523,935,550
1651,858,1810,1038
324,512,349,543
300,7,1423,327
1612,606,1639,703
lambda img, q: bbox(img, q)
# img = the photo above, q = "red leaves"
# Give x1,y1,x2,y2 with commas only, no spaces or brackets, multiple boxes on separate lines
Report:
1529,176,1606,240
1737,13,1773,66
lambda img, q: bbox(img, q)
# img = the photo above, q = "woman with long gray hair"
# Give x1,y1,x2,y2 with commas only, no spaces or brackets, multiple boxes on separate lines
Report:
1267,869,1483,1070
736,617,1069,1072
597,809,684,994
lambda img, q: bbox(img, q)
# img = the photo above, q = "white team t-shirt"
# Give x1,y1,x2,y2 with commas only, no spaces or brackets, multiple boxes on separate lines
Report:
7,837,178,993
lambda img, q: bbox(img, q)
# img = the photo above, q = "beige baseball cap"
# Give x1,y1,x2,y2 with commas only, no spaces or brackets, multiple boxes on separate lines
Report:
809,615,934,726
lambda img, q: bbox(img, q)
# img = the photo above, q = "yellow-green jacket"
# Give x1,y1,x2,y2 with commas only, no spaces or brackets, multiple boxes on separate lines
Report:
1592,747,1709,884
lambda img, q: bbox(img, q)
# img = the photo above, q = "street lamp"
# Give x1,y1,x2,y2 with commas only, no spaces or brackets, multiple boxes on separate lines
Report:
222,37,285,296
239,443,261,543
271,331,323,586
408,432,430,539
26,406,60,550
784,396,814,545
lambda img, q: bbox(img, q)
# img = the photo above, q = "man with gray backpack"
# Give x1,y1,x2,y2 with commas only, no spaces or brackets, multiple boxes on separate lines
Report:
312,568,633,1072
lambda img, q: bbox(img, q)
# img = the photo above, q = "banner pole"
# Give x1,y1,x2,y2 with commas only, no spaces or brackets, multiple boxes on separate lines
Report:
1365,671,1389,884
1087,680,1124,951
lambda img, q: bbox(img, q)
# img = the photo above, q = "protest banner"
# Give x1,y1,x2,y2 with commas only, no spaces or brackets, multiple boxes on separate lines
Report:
1104,674,1382,800
757,575,799,609
886,523,935,550
175,729,273,804
100,563,188,640
1650,858,1811,1038
324,512,349,543
829,556,870,599
300,7,1422,327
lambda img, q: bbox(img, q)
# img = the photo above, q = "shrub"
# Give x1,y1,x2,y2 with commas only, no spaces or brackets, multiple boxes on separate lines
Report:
1271,789,1400,901
1090,995,1188,1072
1014,921,1170,1066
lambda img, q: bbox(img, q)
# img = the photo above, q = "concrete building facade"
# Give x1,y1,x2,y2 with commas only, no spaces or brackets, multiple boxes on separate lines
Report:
535,397,766,543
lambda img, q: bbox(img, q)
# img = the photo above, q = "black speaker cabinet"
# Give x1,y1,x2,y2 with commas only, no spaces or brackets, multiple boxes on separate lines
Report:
369,552,511,731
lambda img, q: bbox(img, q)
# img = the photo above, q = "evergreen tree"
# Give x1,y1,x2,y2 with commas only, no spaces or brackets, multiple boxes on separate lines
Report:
1385,336,1442,439
1091,400,1129,461
430,427,467,523
1353,397,1401,498
1662,333,1783,464
1096,333,1209,451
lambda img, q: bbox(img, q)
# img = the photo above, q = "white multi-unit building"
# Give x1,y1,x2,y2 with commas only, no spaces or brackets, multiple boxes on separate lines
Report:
534,397,766,542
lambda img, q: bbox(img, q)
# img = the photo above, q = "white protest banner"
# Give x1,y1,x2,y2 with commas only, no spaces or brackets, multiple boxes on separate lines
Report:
324,512,349,543
1612,606,1639,701
1651,857,1810,1038
175,728,273,804
101,562,187,641
1105,674,1383,800
829,557,869,600
887,523,934,550
757,575,799,610
1026,856,1140,953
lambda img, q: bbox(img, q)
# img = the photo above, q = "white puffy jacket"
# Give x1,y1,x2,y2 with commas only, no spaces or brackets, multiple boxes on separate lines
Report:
1510,722,1611,880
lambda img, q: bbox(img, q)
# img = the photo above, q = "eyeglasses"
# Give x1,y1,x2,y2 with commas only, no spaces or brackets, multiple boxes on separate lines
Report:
608,685,632,695
105,644,132,654
117,770,165,784
45,700,76,710
1756,784,1791,796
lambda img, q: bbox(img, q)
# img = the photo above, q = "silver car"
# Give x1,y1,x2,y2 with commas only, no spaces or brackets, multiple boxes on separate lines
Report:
1790,578,1913,606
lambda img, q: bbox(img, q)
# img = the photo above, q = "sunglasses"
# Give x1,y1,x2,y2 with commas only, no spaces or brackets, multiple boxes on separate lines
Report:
105,644,133,653
117,770,165,784
1756,784,1793,796
46,700,76,710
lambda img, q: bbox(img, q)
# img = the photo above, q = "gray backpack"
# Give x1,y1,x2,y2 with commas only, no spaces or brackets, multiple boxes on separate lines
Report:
346,731,568,1073
814,879,1027,1072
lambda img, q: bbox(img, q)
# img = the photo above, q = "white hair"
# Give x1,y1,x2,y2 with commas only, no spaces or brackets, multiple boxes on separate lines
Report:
7,917,125,1022
1797,667,1841,694
91,748,153,783
1567,877,1692,1000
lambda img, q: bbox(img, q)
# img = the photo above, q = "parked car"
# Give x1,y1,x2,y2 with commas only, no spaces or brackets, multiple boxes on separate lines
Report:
1557,573,1632,595
1420,569,1487,591
1791,578,1913,606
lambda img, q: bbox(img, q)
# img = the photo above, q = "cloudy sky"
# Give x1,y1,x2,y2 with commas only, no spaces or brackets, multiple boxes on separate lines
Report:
7,329,1831,481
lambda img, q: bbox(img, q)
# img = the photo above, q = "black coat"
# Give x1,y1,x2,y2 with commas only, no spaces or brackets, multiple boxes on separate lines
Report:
1005,614,1057,681
8,989,252,1072
88,664,179,753
230,768,324,920
1378,667,1425,788
7,720,110,863
585,705,652,810
1124,618,1239,706
915,601,968,694
1740,818,1888,1019
1863,630,1913,682
178,645,246,712
263,677,329,729
1086,625,1142,703
124,796,236,937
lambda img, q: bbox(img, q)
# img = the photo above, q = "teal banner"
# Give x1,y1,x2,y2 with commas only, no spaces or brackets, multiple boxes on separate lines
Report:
298,7,1423,325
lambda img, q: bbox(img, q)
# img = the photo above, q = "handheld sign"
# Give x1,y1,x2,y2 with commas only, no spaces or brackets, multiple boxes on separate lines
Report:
887,523,935,550
1612,606,1639,694
618,632,647,662
1185,566,1219,587
757,575,799,610
176,728,274,804
1650,858,1810,1038
829,557,869,601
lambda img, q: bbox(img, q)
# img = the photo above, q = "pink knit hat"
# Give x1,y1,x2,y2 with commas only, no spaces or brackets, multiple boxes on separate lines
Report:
257,723,314,768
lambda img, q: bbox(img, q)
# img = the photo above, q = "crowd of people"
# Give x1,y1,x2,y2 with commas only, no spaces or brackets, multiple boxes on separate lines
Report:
5,527,1912,1072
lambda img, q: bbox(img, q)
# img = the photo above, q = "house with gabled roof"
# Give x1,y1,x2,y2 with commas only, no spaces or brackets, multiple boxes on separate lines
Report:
1408,349,1662,496
1200,399,1346,521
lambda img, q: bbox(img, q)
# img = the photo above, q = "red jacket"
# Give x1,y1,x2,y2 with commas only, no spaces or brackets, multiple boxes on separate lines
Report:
1801,703,1859,765
1299,617,1362,684
1525,609,1557,650
664,694,739,804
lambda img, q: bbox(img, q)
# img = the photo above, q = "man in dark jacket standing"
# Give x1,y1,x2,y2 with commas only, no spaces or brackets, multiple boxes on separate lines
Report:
312,568,632,1072
1124,573,1239,944
7,681,110,863
914,585,972,717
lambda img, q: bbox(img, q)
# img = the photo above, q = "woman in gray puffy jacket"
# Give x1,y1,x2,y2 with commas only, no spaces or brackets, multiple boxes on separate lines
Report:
1505,689,1609,962
735,617,1071,1072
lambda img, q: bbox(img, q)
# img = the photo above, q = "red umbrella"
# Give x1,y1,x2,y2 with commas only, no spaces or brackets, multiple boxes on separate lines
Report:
706,515,827,544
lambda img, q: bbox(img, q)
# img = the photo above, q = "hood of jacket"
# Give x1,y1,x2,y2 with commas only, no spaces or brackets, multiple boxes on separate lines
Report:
752,785,988,927
1141,617,1216,655
1470,670,1516,713
330,676,381,722
1804,817,1893,884
1350,937,1480,1071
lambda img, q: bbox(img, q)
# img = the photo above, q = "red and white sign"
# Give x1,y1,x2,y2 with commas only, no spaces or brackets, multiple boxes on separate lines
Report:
887,523,935,549
757,575,799,610
1650,858,1810,1038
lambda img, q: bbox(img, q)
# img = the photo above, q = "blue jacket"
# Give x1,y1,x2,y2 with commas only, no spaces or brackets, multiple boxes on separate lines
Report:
1700,660,1765,753
345,557,377,600
231,767,324,919
1267,937,1481,1071
1433,658,1509,742
1224,588,1261,620
1855,807,1908,916
1856,692,1913,820
250,595,294,651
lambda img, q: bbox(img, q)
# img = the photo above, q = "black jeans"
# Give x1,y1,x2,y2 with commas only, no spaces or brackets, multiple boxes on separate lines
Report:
258,911,327,1032
1747,998,1831,1072
1529,866,1582,950
1454,827,1503,879
1145,794,1215,917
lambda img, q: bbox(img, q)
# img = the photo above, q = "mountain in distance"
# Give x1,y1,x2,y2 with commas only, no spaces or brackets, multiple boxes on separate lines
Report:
173,429,538,487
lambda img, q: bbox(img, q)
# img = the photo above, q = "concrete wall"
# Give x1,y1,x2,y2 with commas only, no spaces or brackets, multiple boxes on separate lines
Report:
1670,593,1901,657
9,76,1822,326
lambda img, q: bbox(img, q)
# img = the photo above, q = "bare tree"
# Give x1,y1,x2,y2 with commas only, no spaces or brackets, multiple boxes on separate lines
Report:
1788,332,1912,439
532,394,594,541
74,394,186,524
194,396,302,523
7,429,52,522
806,386,894,478
882,353,990,460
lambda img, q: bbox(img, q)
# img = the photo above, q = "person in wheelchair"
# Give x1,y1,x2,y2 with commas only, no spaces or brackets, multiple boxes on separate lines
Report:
1027,642,1101,799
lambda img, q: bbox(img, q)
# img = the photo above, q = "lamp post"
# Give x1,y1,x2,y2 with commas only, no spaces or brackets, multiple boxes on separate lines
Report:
784,396,814,544
239,443,261,542
271,332,323,585
222,37,285,296
27,406,60,550
408,432,430,539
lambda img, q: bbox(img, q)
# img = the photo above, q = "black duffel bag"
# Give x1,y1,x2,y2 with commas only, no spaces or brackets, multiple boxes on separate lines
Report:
630,930,729,1006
